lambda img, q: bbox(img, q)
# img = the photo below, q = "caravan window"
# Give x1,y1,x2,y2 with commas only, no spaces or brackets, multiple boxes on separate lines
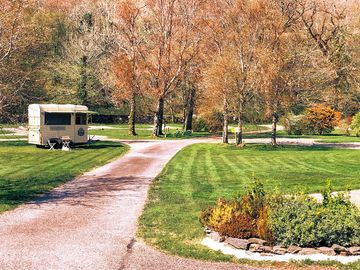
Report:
45,113,71,125
76,113,87,125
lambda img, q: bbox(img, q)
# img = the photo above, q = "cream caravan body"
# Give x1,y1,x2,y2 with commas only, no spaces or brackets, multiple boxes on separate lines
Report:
28,104,90,146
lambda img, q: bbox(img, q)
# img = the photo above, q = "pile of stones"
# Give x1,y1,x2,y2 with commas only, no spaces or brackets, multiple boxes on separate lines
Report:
206,230,360,257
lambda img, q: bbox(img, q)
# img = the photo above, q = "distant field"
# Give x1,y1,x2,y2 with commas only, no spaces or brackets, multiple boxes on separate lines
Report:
89,123,265,140
0,141,128,213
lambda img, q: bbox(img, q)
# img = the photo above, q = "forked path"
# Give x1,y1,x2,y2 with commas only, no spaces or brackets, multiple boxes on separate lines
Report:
0,139,262,270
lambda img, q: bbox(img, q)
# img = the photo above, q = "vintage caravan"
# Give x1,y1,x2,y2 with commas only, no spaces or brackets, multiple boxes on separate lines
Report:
28,104,92,147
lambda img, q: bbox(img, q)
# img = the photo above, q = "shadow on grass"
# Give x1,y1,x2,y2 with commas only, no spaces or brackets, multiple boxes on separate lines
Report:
0,175,76,211
73,141,125,150
0,140,125,150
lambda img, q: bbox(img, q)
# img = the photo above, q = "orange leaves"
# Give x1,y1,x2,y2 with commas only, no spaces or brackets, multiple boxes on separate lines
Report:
303,105,342,135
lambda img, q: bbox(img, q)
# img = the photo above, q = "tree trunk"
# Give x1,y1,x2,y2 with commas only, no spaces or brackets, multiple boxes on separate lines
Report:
128,92,137,136
236,110,243,146
153,96,165,136
170,107,176,123
78,55,88,106
184,86,196,131
223,96,229,144
271,112,279,146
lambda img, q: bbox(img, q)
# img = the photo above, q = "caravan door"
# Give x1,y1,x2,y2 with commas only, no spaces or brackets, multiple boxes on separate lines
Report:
73,113,88,144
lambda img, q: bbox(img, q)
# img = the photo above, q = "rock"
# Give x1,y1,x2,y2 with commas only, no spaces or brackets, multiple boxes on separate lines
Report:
262,246,274,253
287,245,302,254
317,247,336,256
340,251,351,256
248,238,268,246
226,238,250,250
332,244,347,253
249,244,262,252
208,232,225,242
260,253,274,257
272,246,287,255
348,247,360,255
298,248,320,255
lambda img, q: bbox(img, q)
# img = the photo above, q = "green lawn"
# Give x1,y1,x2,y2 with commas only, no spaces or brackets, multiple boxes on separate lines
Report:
138,143,360,267
0,129,14,135
246,130,360,143
0,141,128,213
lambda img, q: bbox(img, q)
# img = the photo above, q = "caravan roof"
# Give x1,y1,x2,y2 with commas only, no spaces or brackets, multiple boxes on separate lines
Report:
29,104,89,113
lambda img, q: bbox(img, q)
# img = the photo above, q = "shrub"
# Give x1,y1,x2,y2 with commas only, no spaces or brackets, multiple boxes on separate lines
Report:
338,117,352,136
192,118,209,132
200,181,271,240
302,105,341,135
350,112,360,137
268,183,360,247
281,114,305,135
203,111,223,133
201,181,360,248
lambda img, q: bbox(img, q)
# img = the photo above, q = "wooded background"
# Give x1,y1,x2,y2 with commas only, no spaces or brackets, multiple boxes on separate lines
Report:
0,0,359,140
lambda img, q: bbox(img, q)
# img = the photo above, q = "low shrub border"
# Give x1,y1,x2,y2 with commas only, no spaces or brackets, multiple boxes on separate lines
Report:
200,181,360,257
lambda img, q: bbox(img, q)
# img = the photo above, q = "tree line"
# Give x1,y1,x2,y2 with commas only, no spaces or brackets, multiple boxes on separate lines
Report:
0,0,359,144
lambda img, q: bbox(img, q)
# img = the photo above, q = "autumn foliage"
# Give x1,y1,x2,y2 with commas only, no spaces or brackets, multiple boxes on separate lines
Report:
302,105,342,135
200,182,271,240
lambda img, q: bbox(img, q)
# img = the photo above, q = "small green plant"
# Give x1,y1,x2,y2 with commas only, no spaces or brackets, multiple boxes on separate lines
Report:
268,181,360,247
281,113,305,135
350,112,360,137
192,118,209,132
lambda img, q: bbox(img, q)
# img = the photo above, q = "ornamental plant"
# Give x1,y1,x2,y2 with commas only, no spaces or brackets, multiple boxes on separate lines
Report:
201,181,360,248
200,181,272,240
350,112,360,136
302,105,341,135
267,186,360,247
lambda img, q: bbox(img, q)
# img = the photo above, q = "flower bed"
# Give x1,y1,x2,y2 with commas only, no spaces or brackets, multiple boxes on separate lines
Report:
200,181,360,258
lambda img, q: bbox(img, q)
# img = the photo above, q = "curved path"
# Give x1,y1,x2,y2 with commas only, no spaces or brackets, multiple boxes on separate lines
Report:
0,139,263,270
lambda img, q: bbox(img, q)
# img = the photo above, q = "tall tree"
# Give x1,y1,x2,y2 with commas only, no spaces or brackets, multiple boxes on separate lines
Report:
112,0,145,136
141,0,205,136
45,0,116,107
0,0,59,121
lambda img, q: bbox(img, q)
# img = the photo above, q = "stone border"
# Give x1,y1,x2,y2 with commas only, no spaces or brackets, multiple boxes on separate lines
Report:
202,231,360,264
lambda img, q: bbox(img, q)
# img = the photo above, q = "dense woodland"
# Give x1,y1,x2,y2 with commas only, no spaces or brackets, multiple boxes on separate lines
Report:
0,0,359,144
